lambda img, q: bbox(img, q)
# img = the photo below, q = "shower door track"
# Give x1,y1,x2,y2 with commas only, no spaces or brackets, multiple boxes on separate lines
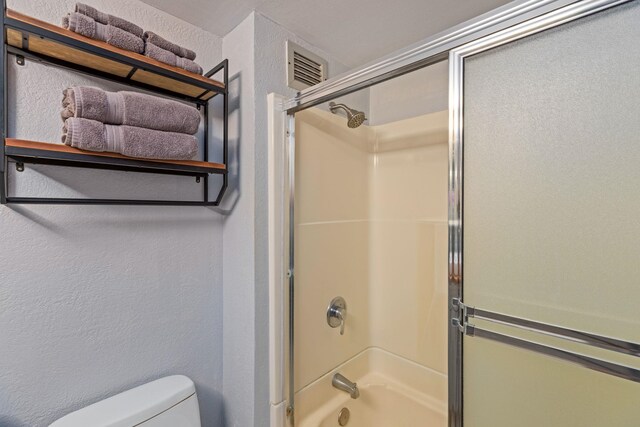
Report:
284,0,580,114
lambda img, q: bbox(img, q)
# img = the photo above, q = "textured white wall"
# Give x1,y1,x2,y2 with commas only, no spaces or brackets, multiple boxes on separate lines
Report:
220,13,256,427
253,13,368,114
0,1,225,426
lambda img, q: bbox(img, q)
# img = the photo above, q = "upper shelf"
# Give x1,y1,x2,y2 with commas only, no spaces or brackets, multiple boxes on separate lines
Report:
4,9,225,103
5,139,226,177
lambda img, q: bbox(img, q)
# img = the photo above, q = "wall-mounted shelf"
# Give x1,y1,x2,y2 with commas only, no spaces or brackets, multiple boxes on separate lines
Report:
1,4,229,206
4,9,224,103
5,139,225,176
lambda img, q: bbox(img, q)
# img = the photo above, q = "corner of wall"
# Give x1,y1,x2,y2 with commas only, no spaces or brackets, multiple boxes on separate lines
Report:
219,11,260,427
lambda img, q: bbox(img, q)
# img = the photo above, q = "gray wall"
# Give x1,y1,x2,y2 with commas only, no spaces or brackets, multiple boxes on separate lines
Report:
0,1,225,426
220,12,358,426
220,12,257,427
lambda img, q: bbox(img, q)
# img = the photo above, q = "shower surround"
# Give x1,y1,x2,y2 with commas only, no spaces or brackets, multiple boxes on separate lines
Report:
292,107,448,426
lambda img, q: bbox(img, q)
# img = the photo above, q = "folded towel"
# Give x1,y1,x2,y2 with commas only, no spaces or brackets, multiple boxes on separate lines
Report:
61,86,200,135
63,118,198,160
63,12,144,54
144,43,203,75
144,31,196,60
75,3,144,38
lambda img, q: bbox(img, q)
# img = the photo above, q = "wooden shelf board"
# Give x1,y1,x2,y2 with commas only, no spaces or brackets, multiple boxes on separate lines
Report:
5,138,226,172
5,9,224,99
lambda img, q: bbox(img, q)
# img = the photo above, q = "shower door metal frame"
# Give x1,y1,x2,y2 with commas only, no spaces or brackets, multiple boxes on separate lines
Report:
285,112,296,426
281,0,614,425
449,0,639,426
284,0,580,114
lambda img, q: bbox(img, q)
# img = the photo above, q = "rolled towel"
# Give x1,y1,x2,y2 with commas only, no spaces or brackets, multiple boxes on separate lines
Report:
75,3,144,38
63,117,198,160
144,31,196,60
61,86,200,135
64,12,144,54
144,43,203,75
75,3,108,26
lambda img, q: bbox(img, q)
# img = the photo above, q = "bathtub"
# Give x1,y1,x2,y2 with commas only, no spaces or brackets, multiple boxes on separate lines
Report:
296,348,447,427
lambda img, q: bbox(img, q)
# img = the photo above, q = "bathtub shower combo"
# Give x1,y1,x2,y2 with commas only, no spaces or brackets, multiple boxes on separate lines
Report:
286,96,449,426
289,103,449,426
279,0,640,426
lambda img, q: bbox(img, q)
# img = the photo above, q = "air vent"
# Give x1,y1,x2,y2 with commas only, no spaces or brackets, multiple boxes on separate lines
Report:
287,41,328,91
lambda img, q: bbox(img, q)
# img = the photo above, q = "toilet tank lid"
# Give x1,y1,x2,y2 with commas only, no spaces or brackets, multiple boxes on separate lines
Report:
50,375,196,427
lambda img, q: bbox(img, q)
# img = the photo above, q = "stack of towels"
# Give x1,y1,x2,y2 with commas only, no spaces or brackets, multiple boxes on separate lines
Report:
62,3,203,75
144,31,202,75
61,86,201,160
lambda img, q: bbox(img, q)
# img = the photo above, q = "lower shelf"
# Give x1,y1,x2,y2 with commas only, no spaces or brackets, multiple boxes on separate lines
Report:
2,139,227,205
4,197,218,206
4,139,226,177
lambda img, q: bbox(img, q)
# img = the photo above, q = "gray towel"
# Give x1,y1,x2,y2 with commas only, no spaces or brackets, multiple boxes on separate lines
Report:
62,86,200,135
63,13,144,54
144,31,196,60
63,118,198,160
144,43,203,75
75,3,144,38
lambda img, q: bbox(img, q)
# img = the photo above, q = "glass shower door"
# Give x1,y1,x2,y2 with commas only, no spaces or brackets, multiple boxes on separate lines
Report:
449,1,640,425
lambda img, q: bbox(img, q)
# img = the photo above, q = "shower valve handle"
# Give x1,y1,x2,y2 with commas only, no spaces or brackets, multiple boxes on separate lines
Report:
336,311,345,335
327,297,347,335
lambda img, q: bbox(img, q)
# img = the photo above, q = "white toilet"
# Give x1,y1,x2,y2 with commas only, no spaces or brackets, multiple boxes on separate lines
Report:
50,375,201,427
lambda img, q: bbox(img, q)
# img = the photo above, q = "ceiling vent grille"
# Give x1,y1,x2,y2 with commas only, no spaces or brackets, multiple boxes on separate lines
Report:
287,41,328,91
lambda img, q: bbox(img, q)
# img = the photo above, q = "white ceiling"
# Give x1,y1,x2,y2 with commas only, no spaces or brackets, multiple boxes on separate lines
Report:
140,0,512,67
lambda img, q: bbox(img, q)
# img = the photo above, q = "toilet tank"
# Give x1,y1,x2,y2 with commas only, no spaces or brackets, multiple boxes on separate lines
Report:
50,375,201,427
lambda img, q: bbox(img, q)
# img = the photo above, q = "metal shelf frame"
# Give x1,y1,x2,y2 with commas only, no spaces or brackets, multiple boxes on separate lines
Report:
0,0,229,206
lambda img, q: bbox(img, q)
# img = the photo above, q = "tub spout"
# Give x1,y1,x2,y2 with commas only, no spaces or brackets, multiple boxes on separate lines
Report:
332,373,360,399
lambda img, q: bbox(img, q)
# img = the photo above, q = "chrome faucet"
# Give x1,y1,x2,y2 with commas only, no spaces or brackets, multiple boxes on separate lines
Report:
332,373,360,399
327,296,347,335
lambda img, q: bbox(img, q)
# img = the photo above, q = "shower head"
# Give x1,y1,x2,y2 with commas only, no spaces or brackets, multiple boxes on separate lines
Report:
329,102,366,128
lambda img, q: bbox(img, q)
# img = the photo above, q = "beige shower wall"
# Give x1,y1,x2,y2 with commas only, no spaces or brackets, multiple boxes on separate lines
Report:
294,108,448,392
294,109,372,391
369,112,449,375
